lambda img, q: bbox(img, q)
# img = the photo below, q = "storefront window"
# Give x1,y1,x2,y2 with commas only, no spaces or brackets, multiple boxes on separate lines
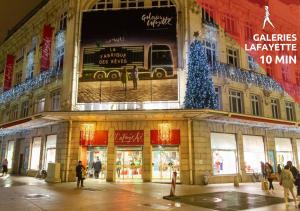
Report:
116,147,142,180
275,138,293,168
7,141,15,169
211,133,238,175
44,135,57,170
243,135,265,173
152,147,180,181
30,137,41,170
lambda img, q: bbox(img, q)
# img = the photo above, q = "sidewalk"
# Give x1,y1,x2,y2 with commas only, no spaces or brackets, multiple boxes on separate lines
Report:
0,176,299,211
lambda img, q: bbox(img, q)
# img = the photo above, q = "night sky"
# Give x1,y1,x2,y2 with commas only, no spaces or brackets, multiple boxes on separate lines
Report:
0,0,42,43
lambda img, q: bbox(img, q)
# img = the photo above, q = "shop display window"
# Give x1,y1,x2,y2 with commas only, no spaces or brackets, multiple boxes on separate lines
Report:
44,135,57,170
297,139,300,168
7,141,15,169
30,137,41,170
275,138,294,168
152,147,180,181
116,148,142,180
211,133,238,175
243,135,265,173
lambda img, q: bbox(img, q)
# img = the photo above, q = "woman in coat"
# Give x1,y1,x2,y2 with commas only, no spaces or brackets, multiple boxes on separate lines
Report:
280,165,297,208
265,162,274,192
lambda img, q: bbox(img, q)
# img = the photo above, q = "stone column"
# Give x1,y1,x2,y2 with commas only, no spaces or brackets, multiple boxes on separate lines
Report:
291,138,299,168
143,128,151,182
106,128,115,182
236,131,245,179
192,121,212,185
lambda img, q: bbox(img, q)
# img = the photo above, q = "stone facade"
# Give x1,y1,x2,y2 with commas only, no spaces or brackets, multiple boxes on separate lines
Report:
0,0,299,185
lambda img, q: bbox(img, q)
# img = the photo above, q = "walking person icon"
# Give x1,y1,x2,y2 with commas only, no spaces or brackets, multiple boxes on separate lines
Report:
263,6,275,29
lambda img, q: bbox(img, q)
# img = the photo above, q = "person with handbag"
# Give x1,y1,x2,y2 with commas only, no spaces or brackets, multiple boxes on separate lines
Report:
265,162,275,192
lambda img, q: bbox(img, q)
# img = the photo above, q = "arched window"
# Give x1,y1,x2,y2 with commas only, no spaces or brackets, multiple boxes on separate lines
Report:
152,0,174,7
92,0,113,10
90,0,175,10
120,0,144,8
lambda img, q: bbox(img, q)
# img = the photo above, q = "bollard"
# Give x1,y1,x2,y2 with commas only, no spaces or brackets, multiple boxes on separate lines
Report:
169,171,177,197
234,175,239,187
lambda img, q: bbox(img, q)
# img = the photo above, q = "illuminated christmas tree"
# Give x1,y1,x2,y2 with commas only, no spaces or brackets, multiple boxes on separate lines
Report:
184,34,218,109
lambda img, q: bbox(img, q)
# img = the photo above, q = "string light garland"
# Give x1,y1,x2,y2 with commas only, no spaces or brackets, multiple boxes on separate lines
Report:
0,68,62,105
211,62,283,92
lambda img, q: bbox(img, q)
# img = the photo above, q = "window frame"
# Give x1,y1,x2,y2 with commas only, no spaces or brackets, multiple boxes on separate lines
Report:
214,86,222,110
285,101,295,121
203,40,217,65
250,94,261,116
21,100,29,118
51,89,61,111
229,90,243,113
227,47,239,68
271,98,280,119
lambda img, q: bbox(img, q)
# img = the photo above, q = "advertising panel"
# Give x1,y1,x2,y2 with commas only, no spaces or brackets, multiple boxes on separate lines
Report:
3,55,15,91
78,7,178,103
40,24,54,72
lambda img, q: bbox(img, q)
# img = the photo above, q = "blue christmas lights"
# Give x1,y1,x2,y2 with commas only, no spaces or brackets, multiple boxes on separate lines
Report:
184,39,218,109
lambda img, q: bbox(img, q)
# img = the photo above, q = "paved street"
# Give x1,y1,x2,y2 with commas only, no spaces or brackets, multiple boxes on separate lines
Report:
78,79,178,103
0,176,299,211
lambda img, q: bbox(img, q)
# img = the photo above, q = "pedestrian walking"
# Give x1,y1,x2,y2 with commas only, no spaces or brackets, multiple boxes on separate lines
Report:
260,161,266,179
116,159,121,178
280,165,297,208
93,157,102,179
265,162,275,192
295,173,300,208
277,164,282,181
287,161,299,180
121,68,128,91
131,65,138,90
76,161,85,188
2,158,8,176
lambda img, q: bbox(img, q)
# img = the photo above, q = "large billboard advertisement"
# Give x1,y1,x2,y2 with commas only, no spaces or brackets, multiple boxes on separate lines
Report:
78,7,178,103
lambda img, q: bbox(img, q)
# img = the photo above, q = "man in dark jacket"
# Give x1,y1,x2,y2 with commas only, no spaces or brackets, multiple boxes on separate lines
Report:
287,161,299,179
93,157,102,179
76,161,85,188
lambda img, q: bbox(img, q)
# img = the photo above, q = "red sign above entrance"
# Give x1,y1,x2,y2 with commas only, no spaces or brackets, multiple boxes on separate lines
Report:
80,130,108,146
151,129,180,145
114,130,144,145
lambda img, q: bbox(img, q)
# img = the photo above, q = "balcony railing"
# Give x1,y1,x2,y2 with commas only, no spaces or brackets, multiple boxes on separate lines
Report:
0,68,62,104
211,62,283,92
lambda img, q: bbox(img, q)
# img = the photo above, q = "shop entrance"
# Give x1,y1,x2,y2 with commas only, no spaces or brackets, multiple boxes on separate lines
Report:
152,147,180,182
116,147,142,181
86,147,107,180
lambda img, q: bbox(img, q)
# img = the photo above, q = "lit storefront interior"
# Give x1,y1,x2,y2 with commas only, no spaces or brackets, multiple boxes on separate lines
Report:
80,124,108,180
152,146,180,182
211,133,238,175
275,138,294,167
44,135,57,170
87,147,107,179
30,137,42,170
115,147,143,181
151,124,180,182
7,141,15,169
243,135,265,173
